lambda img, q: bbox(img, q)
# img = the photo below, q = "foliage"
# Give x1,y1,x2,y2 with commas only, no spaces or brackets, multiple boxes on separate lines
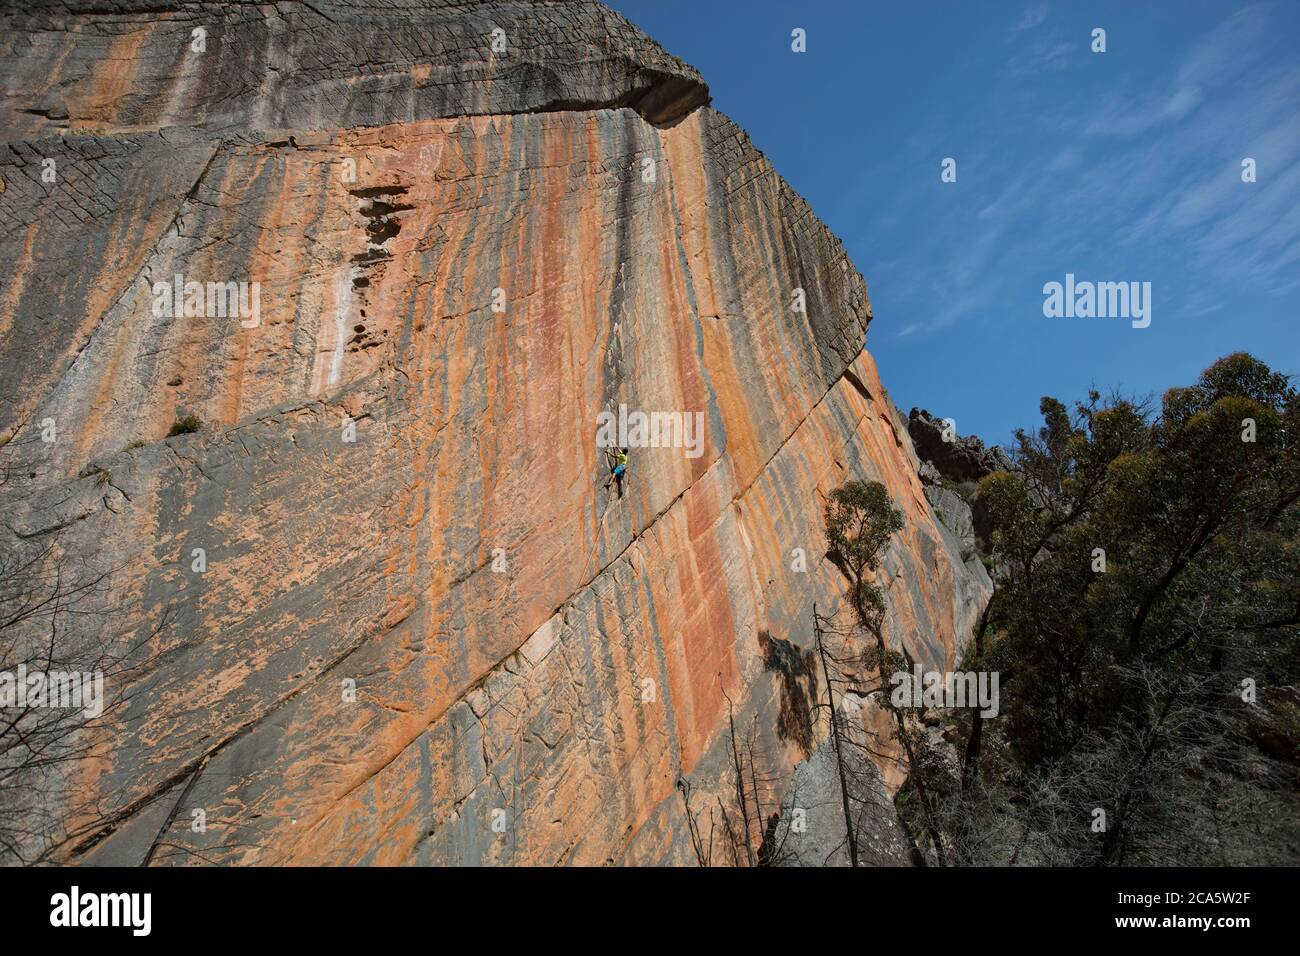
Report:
955,352,1299,864
167,416,202,437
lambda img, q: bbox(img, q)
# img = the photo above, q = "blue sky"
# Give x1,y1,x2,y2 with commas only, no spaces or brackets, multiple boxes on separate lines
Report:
608,0,1300,445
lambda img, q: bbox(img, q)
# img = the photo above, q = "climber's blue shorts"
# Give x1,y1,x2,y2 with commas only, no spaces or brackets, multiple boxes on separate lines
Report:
613,464,626,477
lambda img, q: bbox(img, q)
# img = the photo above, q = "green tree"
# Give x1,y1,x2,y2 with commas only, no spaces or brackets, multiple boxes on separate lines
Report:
958,352,1299,865
822,479,952,864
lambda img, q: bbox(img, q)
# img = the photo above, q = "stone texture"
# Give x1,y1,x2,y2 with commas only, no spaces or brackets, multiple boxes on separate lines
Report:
782,711,915,867
0,1,709,137
908,408,1013,552
925,486,972,549
908,407,1013,486
0,0,989,865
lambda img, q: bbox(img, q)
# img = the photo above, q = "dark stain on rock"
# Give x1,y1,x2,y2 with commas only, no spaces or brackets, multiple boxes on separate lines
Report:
347,185,411,199
758,629,818,755
351,184,414,266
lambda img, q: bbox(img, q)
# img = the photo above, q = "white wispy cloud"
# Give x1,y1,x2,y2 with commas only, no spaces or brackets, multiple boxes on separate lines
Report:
858,2,1298,342
1007,37,1072,75
1011,4,1049,33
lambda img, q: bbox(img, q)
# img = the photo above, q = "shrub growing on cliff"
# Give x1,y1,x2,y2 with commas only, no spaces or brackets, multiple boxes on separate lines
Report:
820,479,950,865
167,415,202,437
824,480,903,636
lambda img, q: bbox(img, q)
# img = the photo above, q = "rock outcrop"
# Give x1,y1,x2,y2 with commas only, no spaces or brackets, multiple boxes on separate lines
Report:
0,0,990,865
908,408,1013,554
908,408,1013,486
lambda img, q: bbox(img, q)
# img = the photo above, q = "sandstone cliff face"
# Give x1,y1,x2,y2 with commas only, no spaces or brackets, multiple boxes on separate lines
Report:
0,1,990,865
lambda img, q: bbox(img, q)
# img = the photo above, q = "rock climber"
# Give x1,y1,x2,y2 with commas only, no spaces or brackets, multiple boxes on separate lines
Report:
605,446,629,498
